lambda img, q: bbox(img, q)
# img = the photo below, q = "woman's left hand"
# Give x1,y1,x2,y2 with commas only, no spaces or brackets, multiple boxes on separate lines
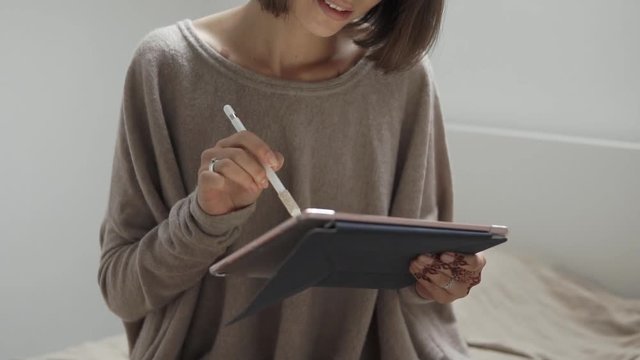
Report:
408,252,486,303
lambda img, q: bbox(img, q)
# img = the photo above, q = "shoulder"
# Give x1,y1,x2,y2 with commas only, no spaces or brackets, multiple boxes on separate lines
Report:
366,56,438,96
401,57,438,95
380,58,443,132
128,22,192,71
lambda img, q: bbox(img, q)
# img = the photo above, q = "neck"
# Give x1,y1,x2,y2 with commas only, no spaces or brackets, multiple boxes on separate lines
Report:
227,1,345,78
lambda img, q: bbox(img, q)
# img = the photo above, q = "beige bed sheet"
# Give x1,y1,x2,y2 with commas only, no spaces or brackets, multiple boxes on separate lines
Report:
30,251,640,360
28,335,128,360
455,250,640,360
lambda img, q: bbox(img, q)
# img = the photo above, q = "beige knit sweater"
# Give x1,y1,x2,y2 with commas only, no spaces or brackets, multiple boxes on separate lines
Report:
99,20,469,360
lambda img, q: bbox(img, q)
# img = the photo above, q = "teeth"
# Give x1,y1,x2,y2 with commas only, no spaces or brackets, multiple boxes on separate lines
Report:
324,0,347,12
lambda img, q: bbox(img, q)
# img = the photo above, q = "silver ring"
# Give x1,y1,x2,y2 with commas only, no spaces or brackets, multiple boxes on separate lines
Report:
442,278,454,290
208,158,219,173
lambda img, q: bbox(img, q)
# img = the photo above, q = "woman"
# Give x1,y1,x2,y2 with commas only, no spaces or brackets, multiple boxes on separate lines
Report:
99,0,486,358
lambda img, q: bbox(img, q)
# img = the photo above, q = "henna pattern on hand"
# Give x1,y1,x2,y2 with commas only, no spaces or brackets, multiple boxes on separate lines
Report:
418,255,483,293
466,272,482,294
451,267,467,282
452,254,468,267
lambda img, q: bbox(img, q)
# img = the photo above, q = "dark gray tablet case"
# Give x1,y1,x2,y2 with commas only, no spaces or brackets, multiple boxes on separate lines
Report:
223,219,507,324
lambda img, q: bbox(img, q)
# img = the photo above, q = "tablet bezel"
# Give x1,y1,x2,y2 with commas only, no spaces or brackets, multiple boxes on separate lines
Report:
209,208,508,276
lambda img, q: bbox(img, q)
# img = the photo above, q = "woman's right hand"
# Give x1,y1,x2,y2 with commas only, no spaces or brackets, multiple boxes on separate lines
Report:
196,131,284,216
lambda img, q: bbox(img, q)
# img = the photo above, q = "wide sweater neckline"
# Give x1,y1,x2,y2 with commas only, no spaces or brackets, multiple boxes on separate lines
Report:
177,19,374,95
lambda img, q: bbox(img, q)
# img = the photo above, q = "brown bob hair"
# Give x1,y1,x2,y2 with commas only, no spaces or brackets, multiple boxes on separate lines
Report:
257,0,445,72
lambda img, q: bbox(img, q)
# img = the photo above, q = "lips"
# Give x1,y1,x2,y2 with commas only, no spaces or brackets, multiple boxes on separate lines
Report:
325,0,353,11
317,0,354,21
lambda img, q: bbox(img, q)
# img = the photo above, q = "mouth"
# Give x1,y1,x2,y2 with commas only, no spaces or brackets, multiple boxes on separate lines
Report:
316,0,354,21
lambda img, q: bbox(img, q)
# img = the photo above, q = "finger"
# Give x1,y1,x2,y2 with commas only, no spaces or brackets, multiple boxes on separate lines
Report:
414,283,434,300
207,158,261,194
409,259,442,281
411,261,470,300
414,261,461,295
208,147,269,189
430,274,473,299
198,167,225,190
440,252,487,272
274,151,285,171
416,255,455,278
413,253,436,268
409,262,435,300
466,271,482,292
412,256,481,286
421,270,454,291
416,278,456,304
414,255,469,283
217,131,279,169
409,260,427,280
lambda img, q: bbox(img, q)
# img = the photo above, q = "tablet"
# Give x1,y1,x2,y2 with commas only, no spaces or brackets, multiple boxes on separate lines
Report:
209,208,508,278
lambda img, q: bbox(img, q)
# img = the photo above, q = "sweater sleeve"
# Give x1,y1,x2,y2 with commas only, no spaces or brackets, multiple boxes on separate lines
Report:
98,34,255,322
389,59,454,305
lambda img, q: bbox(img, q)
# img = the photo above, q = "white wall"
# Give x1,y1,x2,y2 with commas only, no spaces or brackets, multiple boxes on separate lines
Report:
0,1,239,358
431,0,639,298
0,0,637,359
446,126,640,299
431,0,640,142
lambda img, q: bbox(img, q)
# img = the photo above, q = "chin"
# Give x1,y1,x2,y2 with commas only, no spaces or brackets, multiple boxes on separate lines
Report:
292,0,354,38
309,27,342,38
304,20,347,38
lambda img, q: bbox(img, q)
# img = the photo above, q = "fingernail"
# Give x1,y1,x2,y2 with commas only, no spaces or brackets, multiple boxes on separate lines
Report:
261,178,269,188
418,255,434,265
267,153,278,168
441,253,455,263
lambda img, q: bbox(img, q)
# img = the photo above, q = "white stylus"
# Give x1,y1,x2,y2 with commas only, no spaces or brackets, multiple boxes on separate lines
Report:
223,105,302,217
